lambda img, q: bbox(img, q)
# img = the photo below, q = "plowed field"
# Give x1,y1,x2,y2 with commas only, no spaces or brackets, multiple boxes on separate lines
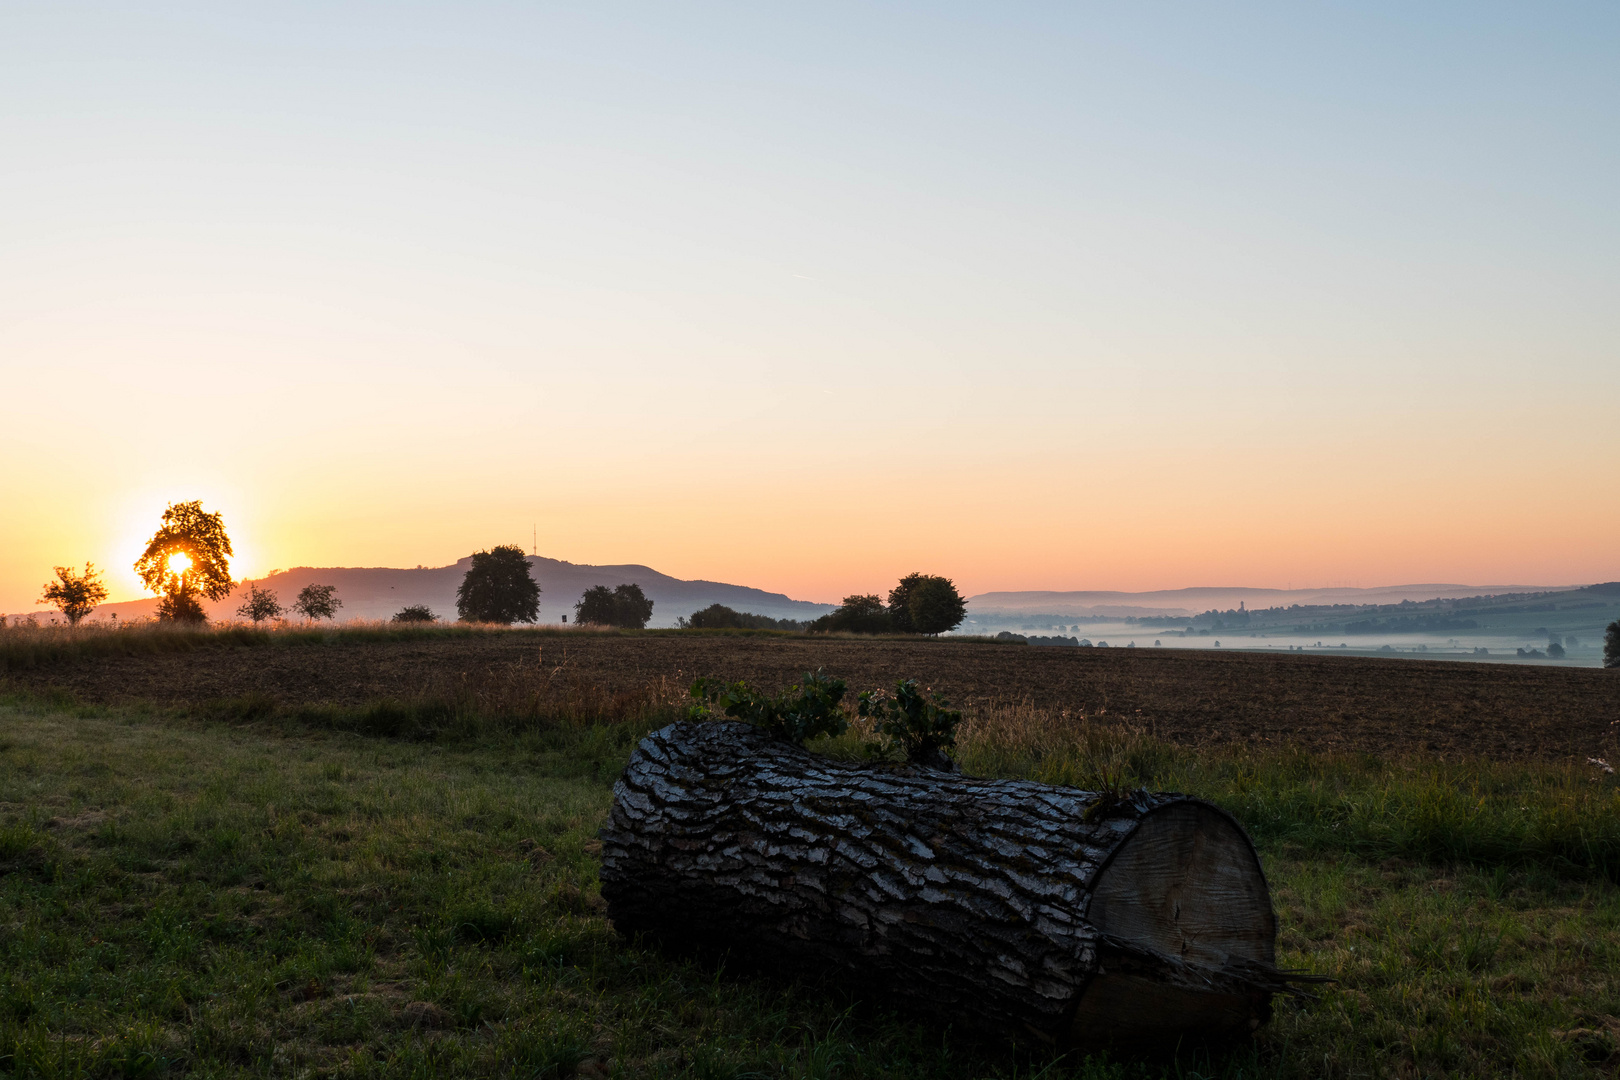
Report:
8,633,1618,762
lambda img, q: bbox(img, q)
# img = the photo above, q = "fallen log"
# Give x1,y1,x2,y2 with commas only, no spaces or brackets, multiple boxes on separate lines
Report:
600,721,1309,1046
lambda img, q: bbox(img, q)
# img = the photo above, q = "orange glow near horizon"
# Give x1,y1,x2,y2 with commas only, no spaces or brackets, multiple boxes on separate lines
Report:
1,5,1616,612
2,403,1619,615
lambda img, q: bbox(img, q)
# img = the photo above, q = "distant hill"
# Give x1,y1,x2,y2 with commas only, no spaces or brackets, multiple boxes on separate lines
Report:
965,583,1580,619
45,556,834,627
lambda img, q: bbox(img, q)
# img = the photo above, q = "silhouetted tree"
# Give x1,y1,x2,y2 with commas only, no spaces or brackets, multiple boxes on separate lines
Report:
677,604,805,631
1606,620,1620,669
575,583,654,628
39,563,108,626
456,546,541,624
810,594,892,634
392,604,437,623
292,584,342,622
236,583,283,623
897,574,968,635
134,501,235,622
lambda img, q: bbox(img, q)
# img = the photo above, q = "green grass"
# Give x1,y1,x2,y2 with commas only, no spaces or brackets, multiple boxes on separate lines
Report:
2,698,1619,1078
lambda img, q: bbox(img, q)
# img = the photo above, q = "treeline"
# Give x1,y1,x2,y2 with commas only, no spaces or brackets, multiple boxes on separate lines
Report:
677,605,807,631
807,574,967,636
1342,616,1479,635
31,503,973,640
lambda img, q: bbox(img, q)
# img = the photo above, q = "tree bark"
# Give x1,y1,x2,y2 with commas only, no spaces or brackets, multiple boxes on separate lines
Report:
600,721,1300,1046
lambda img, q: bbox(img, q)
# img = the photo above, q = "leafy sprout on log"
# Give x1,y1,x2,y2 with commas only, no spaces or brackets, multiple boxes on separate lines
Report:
689,669,849,745
858,679,963,771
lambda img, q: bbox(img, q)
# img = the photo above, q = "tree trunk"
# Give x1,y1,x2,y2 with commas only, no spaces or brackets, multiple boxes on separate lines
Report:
600,721,1301,1046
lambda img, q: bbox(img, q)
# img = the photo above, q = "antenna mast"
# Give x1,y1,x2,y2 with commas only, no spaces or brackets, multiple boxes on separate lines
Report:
532,524,537,557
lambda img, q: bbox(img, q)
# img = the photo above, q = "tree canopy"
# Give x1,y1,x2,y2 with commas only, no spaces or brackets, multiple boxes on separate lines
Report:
292,584,342,622
811,594,892,634
134,501,235,622
456,546,541,624
39,563,108,626
809,575,968,636
236,583,283,623
898,573,968,635
392,605,437,624
575,583,654,629
677,604,805,631
1606,620,1620,669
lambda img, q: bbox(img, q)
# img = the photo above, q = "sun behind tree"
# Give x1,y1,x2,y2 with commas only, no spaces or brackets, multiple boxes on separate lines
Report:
133,501,235,623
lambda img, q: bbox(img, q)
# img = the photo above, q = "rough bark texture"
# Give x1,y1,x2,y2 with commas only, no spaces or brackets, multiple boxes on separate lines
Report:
600,721,1295,1045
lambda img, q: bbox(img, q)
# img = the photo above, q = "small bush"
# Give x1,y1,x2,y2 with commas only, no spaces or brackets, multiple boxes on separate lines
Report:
857,679,962,770
689,670,849,745
392,605,437,623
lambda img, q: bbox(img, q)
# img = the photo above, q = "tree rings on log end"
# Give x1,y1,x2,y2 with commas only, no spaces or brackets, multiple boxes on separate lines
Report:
1072,801,1277,1044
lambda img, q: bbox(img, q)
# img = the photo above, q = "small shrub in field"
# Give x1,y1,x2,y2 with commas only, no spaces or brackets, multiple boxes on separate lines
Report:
392,604,437,623
38,563,108,626
292,584,342,622
858,679,962,770
690,670,849,745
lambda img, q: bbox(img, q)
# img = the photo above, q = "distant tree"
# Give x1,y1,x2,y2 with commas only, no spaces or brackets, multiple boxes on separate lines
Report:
677,604,805,631
810,594,892,634
575,586,615,626
292,584,343,622
886,576,922,634
235,583,283,623
39,563,108,626
456,545,540,624
575,583,654,629
134,501,235,622
392,604,437,624
1546,641,1566,659
904,575,968,636
1606,620,1620,669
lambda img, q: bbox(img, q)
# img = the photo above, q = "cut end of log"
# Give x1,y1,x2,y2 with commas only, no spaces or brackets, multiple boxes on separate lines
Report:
1072,801,1277,1044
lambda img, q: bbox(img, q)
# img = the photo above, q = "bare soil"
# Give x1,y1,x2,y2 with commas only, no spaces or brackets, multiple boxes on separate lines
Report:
8,633,1617,762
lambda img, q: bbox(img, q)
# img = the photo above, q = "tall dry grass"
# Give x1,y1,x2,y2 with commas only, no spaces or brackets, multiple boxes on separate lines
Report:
944,698,1620,882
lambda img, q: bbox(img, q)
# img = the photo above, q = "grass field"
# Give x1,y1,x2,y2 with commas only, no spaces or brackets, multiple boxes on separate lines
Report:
3,626,1620,1078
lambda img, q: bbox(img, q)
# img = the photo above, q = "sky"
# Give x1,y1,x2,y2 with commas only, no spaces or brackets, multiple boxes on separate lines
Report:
3,1,1617,611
